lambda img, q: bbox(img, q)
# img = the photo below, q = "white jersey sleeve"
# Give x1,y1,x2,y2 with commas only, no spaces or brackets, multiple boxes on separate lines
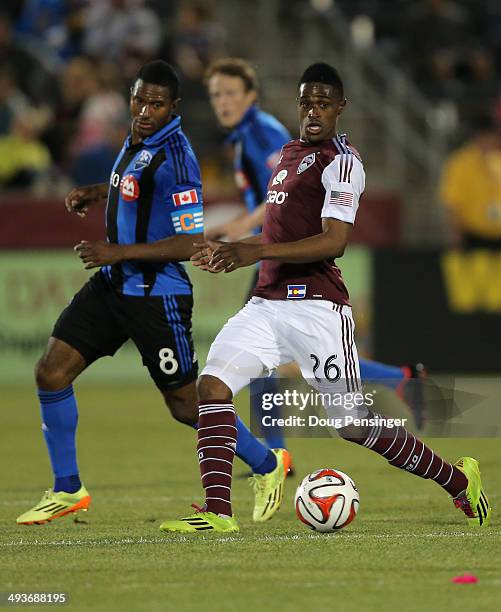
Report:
320,153,365,224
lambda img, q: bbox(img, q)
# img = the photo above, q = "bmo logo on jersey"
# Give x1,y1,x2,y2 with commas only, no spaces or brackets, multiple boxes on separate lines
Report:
266,190,288,204
120,175,140,201
110,172,140,201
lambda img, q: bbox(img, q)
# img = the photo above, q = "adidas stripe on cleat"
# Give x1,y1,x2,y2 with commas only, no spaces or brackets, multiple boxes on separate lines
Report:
452,457,491,527
250,448,290,522
159,507,239,534
16,486,91,525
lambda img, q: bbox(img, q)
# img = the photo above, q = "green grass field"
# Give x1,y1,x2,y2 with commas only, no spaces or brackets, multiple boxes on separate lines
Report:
2,383,500,612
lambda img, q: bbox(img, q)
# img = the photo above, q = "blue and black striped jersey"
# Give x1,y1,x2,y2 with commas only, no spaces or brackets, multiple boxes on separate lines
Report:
227,105,290,228
102,115,203,296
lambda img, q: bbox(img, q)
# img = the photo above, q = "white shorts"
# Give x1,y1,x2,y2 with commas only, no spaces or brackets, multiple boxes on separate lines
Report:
203,297,362,401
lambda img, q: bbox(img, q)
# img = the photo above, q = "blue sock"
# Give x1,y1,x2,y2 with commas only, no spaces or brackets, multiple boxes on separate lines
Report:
359,358,404,390
252,449,278,475
250,376,286,449
54,474,82,494
38,386,81,493
193,416,277,474
235,417,277,474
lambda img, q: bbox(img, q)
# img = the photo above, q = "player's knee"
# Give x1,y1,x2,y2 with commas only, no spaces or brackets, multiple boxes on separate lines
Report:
337,422,371,444
197,375,232,401
167,400,198,426
34,357,73,391
161,385,198,426
337,423,361,443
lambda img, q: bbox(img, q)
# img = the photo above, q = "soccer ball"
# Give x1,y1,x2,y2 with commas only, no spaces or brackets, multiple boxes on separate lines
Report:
294,468,359,532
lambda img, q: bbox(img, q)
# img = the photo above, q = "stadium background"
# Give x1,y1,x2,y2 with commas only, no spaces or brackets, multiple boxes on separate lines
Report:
1,1,500,611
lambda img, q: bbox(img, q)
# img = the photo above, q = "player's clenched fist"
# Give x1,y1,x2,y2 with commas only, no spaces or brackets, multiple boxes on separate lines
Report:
65,184,108,217
74,240,123,269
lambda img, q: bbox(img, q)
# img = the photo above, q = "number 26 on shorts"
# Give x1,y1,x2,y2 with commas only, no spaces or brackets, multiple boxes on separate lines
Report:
310,353,341,383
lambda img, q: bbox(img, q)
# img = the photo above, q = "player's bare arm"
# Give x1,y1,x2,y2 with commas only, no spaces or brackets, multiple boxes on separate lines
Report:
238,234,263,245
65,183,108,217
209,218,350,272
262,218,351,262
205,215,245,241
206,203,266,241
74,233,203,269
225,202,266,239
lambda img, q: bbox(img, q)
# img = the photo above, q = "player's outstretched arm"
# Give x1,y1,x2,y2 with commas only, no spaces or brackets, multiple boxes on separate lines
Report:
235,234,263,245
65,183,108,217
74,234,203,269
209,219,350,272
205,203,266,241
261,218,351,263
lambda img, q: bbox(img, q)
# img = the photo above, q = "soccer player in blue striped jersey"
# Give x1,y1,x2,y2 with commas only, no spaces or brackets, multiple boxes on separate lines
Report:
16,60,287,526
204,58,427,433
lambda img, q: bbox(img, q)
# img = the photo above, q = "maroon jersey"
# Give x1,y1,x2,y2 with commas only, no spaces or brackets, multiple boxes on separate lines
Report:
253,134,365,305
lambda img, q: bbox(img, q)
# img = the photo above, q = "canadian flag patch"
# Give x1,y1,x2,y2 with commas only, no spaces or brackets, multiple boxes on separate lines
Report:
172,189,198,207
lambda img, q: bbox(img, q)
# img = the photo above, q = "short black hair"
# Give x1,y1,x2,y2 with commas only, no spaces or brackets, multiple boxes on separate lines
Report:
135,60,180,99
299,63,344,99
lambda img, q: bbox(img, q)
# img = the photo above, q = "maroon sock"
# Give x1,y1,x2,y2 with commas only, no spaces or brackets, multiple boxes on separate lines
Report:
197,401,237,516
340,415,468,497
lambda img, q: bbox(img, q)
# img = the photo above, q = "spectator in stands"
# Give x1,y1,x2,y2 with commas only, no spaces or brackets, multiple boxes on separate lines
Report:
70,113,128,186
0,65,31,135
171,2,226,157
457,48,500,121
15,0,87,61
0,106,52,189
173,2,225,81
57,56,128,180
83,0,162,65
0,9,59,109
402,0,468,68
440,114,501,248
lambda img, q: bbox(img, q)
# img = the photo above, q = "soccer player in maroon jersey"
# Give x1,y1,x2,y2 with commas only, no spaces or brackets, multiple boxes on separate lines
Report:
159,63,490,533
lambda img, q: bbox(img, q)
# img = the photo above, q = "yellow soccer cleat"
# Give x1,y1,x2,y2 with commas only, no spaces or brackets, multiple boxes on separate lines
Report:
249,448,291,522
452,457,491,527
16,486,91,525
159,506,239,534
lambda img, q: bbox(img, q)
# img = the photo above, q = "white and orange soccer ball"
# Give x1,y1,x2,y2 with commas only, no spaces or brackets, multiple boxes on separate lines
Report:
294,468,360,532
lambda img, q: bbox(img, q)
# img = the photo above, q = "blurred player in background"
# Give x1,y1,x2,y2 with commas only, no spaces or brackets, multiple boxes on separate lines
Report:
17,60,288,526
205,58,291,456
204,57,427,443
160,62,490,534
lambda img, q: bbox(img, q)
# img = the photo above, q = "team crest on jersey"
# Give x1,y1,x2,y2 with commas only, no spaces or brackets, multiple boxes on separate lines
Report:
287,284,306,299
297,153,316,175
272,169,288,186
120,175,140,201
134,150,152,170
